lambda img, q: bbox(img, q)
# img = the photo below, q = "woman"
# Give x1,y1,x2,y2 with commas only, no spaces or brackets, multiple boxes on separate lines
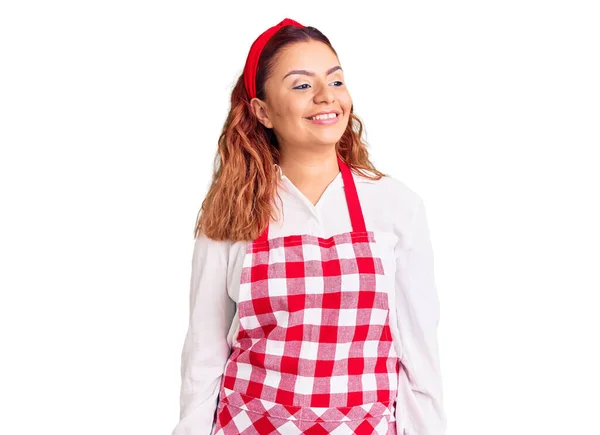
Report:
171,18,446,435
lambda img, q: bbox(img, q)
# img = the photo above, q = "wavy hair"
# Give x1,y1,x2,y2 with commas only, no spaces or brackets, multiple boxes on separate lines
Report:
194,24,387,242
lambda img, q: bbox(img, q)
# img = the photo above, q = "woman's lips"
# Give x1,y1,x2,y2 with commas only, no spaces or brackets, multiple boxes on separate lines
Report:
305,113,340,125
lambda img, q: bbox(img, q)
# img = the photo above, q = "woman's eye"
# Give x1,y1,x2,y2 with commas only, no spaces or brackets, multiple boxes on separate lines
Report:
293,81,343,90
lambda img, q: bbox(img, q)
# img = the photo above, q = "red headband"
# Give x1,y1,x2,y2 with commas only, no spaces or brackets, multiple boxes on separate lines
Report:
243,18,306,99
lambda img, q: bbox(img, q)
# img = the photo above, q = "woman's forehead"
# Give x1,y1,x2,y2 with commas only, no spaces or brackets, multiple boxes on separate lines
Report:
274,41,340,74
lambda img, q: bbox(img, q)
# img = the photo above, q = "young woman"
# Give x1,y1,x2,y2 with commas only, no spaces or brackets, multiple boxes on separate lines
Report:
171,18,446,435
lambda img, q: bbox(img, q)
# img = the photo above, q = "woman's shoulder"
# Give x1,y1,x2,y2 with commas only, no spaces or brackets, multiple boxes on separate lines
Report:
354,169,423,209
192,232,249,259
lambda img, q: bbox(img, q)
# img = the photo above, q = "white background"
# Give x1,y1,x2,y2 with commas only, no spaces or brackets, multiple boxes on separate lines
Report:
1,1,599,434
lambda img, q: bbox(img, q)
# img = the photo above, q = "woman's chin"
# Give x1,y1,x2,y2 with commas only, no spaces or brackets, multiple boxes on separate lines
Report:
308,129,345,144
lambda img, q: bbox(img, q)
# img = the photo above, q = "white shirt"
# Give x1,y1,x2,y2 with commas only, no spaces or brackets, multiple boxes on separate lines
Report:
172,165,447,435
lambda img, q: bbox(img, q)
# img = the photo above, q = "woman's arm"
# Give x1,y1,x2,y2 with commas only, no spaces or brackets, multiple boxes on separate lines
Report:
395,196,447,435
171,233,236,435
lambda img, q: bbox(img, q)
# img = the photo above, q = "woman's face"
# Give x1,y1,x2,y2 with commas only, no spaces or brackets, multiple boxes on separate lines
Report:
252,40,352,153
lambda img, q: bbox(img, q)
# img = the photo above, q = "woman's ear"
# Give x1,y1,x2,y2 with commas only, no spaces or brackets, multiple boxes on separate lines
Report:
250,98,274,129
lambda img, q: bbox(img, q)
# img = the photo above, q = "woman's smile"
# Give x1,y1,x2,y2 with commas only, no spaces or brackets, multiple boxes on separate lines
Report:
305,112,340,125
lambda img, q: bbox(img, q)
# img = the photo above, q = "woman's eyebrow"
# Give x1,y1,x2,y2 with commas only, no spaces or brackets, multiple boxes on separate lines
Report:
283,65,342,81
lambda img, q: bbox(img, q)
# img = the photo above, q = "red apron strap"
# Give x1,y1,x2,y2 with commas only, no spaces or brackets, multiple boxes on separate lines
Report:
256,155,366,242
256,218,269,243
337,155,367,233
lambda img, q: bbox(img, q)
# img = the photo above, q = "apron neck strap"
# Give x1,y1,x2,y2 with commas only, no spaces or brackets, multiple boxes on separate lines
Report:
338,155,367,233
256,155,366,243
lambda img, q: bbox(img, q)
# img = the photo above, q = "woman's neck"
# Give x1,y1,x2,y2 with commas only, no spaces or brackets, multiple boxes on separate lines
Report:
277,150,340,207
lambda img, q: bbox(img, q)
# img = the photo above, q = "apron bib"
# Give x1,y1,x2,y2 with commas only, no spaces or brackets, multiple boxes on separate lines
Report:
213,156,400,434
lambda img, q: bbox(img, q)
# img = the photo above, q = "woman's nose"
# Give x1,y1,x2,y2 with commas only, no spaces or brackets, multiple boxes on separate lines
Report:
314,82,335,103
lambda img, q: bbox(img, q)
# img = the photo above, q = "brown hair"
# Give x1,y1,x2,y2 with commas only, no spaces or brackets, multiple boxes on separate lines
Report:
194,25,386,242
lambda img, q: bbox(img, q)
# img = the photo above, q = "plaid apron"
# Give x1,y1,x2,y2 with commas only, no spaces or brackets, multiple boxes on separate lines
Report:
212,157,400,434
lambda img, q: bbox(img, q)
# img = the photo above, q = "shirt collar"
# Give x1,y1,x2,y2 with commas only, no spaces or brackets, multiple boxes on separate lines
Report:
273,163,377,186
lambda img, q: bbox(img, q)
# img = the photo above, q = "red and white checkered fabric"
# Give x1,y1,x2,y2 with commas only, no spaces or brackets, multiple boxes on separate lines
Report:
214,387,396,434
213,158,400,434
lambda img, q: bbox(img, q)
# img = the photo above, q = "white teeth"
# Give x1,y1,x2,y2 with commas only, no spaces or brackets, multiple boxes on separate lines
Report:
309,113,338,120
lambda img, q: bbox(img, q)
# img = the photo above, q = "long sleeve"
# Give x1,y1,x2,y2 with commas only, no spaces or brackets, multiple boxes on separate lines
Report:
171,234,236,435
394,196,447,435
